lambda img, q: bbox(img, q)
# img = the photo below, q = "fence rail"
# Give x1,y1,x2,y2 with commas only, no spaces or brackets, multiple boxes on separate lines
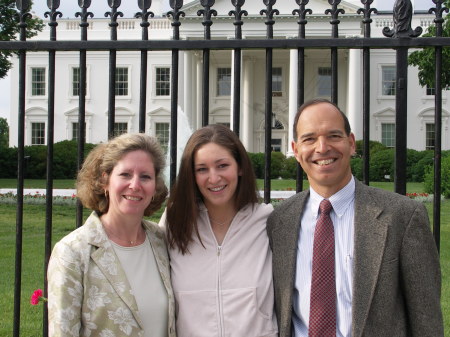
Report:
1,0,449,336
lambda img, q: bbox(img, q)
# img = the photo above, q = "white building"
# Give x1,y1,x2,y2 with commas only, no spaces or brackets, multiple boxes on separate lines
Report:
8,0,450,154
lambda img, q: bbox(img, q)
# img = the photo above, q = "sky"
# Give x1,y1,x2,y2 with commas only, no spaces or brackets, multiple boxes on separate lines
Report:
0,0,439,121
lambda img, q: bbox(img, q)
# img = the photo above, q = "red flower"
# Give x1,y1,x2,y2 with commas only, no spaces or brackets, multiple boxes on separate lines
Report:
30,289,47,305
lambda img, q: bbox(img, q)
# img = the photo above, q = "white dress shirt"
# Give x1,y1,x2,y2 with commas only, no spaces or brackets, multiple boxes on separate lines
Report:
292,177,355,337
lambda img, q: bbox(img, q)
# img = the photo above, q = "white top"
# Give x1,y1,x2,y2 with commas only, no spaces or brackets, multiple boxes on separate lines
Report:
111,236,169,337
293,177,355,337
161,202,278,337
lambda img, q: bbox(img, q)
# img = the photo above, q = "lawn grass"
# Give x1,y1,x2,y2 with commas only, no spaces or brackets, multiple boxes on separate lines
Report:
1,178,427,194
0,181,447,336
0,179,76,189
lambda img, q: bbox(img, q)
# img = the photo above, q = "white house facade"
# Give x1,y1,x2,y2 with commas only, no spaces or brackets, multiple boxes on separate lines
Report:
8,0,450,154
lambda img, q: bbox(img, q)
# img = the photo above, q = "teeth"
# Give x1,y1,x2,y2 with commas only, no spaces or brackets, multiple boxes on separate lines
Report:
124,196,141,201
210,186,225,192
316,159,335,166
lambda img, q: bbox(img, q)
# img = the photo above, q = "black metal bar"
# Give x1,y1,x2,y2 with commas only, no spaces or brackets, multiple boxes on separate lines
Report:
202,51,210,126
106,2,123,139
362,47,370,185
168,1,184,187
43,2,62,335
394,47,408,195
198,1,216,126
430,0,447,252
230,0,247,135
168,0,184,186
75,3,93,228
433,44,442,252
262,0,279,203
12,1,30,334
293,0,311,193
135,2,153,133
232,48,241,135
1,36,450,51
326,1,344,105
382,0,422,195
358,0,377,185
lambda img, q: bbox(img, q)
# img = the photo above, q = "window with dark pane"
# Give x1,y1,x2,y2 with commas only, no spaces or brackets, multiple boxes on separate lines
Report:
115,67,129,96
156,67,171,96
217,67,231,96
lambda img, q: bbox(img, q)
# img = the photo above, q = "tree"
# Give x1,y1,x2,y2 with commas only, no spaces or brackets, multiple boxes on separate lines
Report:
0,0,44,79
0,117,9,147
408,0,450,90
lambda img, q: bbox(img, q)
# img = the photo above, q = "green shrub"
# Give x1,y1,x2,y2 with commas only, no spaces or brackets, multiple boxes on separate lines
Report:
281,156,299,179
2,141,98,180
424,154,450,198
408,150,434,182
248,152,265,179
53,141,96,179
24,145,47,179
0,146,17,178
369,148,394,181
354,140,387,157
270,152,285,179
350,157,363,181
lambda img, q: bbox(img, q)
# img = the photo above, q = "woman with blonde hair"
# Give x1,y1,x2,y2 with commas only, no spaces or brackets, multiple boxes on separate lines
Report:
48,133,176,337
160,124,277,337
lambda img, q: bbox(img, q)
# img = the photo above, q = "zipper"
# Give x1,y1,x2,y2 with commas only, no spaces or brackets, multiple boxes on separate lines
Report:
217,245,224,337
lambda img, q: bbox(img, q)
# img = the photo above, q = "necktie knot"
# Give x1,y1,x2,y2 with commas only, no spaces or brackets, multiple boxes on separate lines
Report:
319,199,332,216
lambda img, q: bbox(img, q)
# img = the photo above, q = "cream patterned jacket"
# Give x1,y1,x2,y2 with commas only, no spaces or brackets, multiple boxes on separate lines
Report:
47,211,176,337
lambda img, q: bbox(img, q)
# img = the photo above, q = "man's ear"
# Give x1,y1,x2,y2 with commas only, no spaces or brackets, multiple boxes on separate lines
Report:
291,140,300,162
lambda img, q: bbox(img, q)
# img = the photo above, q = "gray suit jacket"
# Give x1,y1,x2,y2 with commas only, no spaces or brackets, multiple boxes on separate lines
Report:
267,180,443,337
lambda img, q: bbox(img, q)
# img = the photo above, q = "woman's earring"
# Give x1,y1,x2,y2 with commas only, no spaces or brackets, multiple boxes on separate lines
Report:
104,189,109,200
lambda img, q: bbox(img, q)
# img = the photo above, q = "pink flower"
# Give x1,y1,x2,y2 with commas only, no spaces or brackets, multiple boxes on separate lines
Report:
30,289,47,305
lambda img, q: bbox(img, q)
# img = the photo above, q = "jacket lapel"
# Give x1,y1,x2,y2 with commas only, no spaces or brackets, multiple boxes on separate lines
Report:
86,213,144,330
352,181,388,337
271,191,309,337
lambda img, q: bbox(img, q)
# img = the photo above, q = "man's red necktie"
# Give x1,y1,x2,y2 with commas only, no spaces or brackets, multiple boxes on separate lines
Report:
309,199,336,337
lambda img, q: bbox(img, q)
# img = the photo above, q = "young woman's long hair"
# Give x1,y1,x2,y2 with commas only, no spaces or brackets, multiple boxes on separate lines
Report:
166,124,259,254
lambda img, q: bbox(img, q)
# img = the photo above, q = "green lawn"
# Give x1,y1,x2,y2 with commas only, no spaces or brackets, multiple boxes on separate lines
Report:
0,179,76,189
0,180,447,336
0,178,426,194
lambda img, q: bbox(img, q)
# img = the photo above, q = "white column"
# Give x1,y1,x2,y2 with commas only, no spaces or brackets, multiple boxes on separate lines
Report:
242,56,254,151
183,50,193,127
347,48,363,140
288,49,298,157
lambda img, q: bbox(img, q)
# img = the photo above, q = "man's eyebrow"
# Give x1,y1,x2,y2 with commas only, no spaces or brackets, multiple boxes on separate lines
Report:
299,130,344,139
299,132,315,139
329,130,345,135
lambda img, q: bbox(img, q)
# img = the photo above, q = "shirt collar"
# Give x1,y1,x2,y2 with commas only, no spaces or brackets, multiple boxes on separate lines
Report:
309,176,355,218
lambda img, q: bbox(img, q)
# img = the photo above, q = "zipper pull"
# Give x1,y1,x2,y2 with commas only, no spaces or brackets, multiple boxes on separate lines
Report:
217,246,222,256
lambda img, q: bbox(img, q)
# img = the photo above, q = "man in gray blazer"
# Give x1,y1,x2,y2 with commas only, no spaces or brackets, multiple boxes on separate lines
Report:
267,98,443,337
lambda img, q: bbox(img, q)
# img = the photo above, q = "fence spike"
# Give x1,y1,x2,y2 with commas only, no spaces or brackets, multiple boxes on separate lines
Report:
169,0,183,10
231,0,245,6
108,0,122,8
383,0,422,37
16,0,31,11
78,0,92,8
47,0,60,9
138,0,152,11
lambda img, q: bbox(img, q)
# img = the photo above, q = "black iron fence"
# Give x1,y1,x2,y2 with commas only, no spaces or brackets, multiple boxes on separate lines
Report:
1,0,449,336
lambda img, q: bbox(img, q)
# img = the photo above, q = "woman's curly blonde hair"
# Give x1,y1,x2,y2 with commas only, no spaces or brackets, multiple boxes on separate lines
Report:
76,133,168,216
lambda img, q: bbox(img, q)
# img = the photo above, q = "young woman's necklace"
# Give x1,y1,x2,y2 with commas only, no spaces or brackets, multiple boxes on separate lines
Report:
208,214,234,226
